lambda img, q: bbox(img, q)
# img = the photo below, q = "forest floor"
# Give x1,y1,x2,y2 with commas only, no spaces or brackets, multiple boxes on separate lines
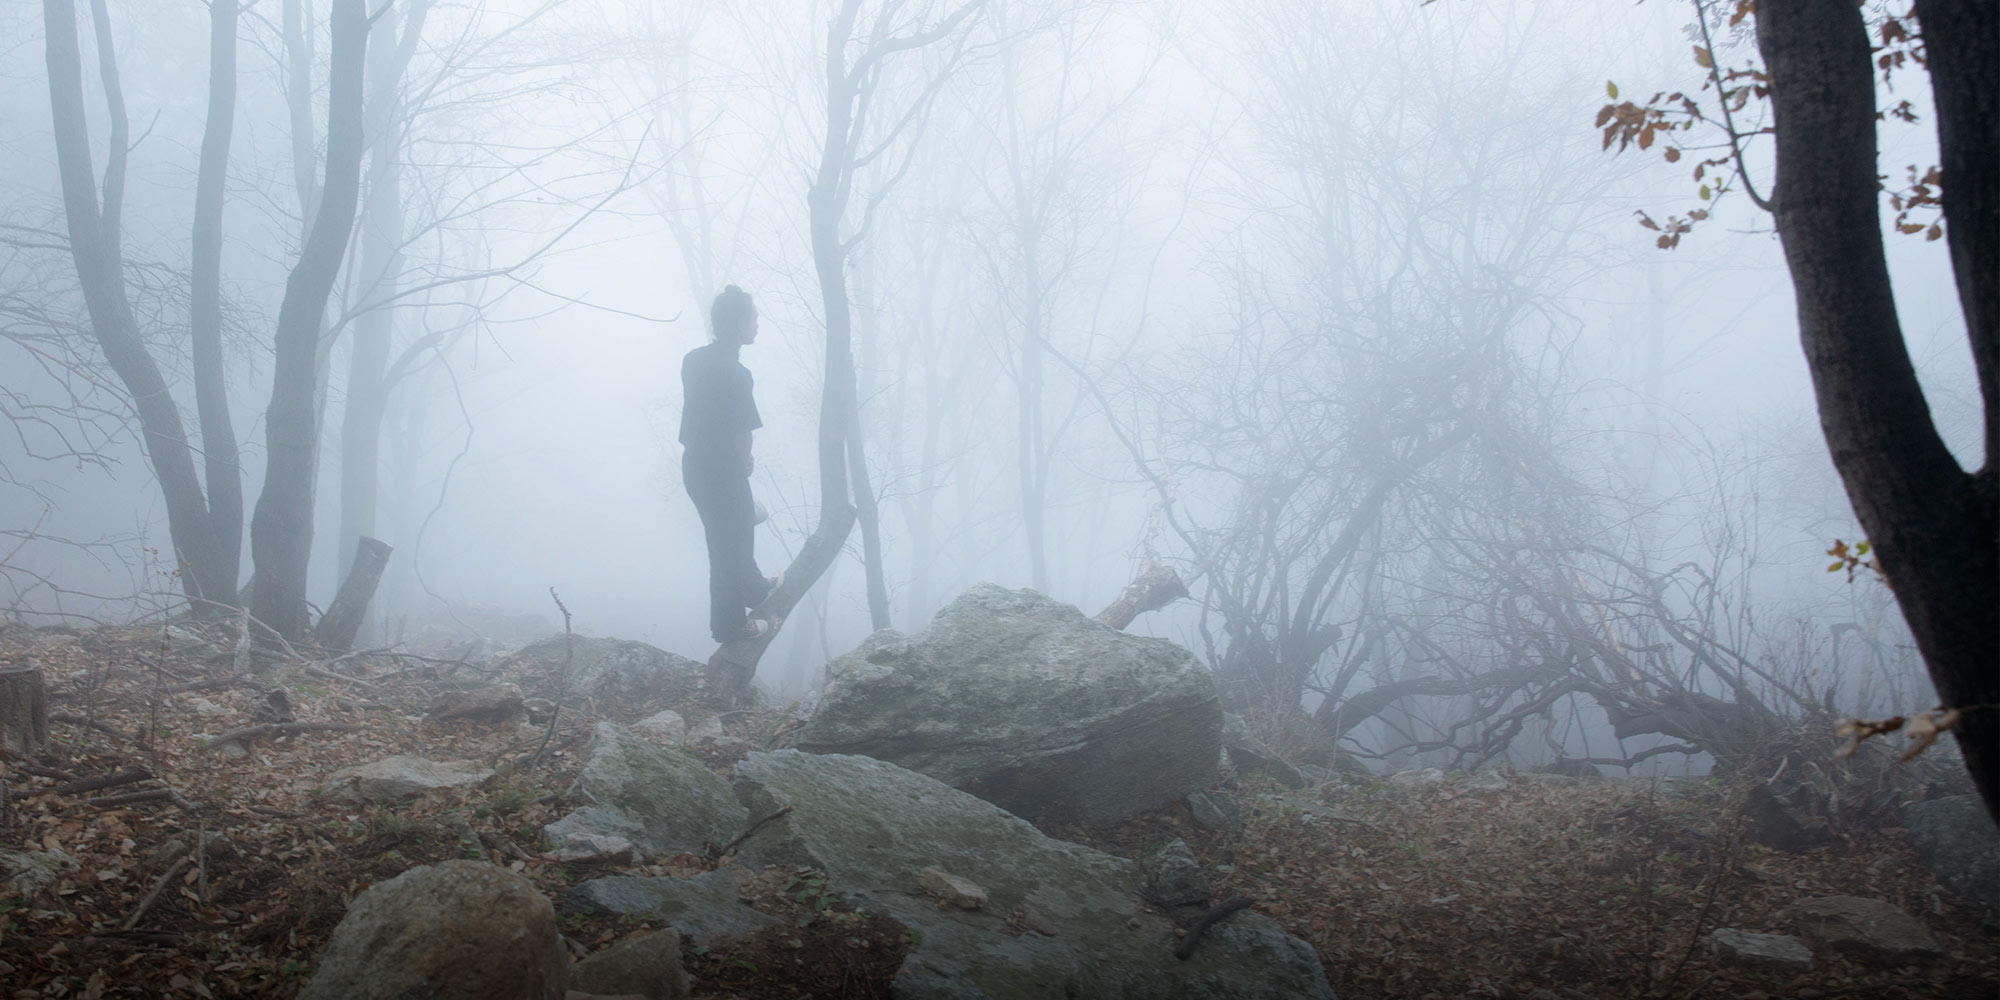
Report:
0,619,1995,999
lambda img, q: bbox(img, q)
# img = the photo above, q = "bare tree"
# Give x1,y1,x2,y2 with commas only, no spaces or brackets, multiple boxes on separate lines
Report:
709,0,991,695
38,0,239,605
247,0,370,641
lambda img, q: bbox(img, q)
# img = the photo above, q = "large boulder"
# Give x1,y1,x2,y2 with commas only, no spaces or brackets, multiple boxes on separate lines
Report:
794,584,1222,825
499,636,704,717
569,930,690,1000
732,749,1334,1000
542,723,746,860
1900,794,2000,913
299,860,567,1000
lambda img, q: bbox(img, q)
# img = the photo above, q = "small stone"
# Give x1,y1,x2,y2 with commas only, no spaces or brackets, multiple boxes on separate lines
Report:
689,716,726,743
1461,770,1509,792
1144,839,1211,908
193,733,250,759
1791,895,1945,963
569,929,690,1000
0,847,79,895
427,683,527,723
1709,928,1813,971
1388,767,1445,786
919,866,988,909
321,756,494,804
1187,789,1243,833
181,695,228,717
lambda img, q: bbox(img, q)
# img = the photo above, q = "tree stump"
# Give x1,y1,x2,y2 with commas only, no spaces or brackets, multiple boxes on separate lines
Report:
0,666,49,757
1095,560,1189,631
314,536,393,652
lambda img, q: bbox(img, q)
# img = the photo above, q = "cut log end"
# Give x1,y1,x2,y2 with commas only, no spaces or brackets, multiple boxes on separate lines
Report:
1095,560,1189,631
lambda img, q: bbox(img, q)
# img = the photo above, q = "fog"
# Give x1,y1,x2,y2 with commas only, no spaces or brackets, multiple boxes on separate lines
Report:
1,0,1980,774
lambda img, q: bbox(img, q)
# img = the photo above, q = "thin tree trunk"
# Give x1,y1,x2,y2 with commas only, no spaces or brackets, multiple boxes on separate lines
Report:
315,536,391,651
42,0,231,604
1757,0,1999,823
250,0,371,642
190,0,243,606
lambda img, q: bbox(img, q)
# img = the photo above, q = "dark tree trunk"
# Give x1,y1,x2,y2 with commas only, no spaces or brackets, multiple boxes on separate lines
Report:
250,0,371,642
315,536,392,651
42,0,233,605
1757,0,1999,824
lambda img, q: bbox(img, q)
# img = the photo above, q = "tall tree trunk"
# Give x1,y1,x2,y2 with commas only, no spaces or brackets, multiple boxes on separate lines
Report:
1757,0,1999,823
42,0,232,604
250,0,370,642
190,0,243,606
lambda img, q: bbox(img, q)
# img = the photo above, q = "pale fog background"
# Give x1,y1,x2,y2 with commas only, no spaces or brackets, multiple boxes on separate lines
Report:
0,1,1977,769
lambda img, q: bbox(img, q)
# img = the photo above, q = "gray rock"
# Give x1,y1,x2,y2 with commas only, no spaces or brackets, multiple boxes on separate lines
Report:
321,756,493,804
1144,839,1211,909
428,683,526,723
919,867,990,909
564,870,779,944
1533,758,1604,780
731,749,1334,999
543,724,745,860
569,930,690,1000
193,732,250,759
1790,895,1945,963
1221,715,1306,789
1460,771,1509,793
1708,928,1813,971
631,710,687,745
795,584,1222,826
1187,790,1243,834
299,860,567,1000
1900,794,2000,912
500,636,702,714
1387,767,1444,787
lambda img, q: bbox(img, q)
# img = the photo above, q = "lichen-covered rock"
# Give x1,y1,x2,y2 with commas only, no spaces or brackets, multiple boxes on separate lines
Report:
1708,928,1813,971
795,584,1221,825
1187,789,1243,834
564,870,779,944
499,637,702,716
732,749,1334,1000
1790,895,1945,963
299,860,567,1000
1900,795,2000,913
321,756,493,804
542,724,745,860
631,710,688,745
569,930,690,1000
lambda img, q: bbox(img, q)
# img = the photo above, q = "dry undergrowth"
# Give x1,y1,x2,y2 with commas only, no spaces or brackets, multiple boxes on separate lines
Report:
1,619,1995,999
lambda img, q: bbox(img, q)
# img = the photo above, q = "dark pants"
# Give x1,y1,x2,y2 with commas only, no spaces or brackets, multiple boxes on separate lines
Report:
683,453,770,641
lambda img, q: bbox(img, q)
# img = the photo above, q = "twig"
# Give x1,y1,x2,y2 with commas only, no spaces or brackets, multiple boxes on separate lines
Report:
121,855,190,930
1173,895,1254,960
50,713,128,743
8,765,153,799
16,762,79,781
196,721,363,750
87,788,198,811
527,587,574,772
304,663,379,689
712,805,793,859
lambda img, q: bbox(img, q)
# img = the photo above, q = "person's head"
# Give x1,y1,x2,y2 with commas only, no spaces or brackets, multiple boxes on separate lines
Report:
710,285,758,346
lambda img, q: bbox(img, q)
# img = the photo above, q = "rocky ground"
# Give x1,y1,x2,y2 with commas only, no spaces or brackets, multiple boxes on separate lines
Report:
0,618,1995,999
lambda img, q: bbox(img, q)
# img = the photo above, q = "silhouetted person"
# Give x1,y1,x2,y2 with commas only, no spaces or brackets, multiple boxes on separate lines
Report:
681,285,778,642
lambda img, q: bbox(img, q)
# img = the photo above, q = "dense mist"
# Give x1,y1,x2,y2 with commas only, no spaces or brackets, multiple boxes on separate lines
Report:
0,0,1984,777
